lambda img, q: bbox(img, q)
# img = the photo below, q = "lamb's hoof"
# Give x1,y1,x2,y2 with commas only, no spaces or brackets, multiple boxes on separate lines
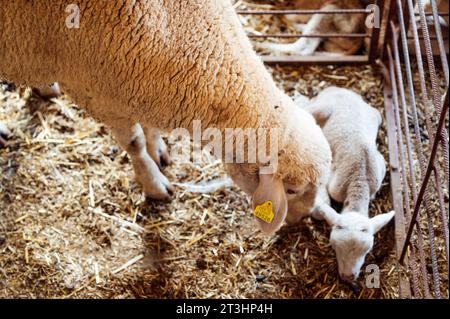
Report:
0,123,11,148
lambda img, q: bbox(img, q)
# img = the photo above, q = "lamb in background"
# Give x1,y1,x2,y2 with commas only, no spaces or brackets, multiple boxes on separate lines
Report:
256,0,366,56
0,0,331,235
295,87,395,283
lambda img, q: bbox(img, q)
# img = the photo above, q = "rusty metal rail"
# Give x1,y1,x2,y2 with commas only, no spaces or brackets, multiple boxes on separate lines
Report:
247,33,370,39
236,9,373,15
238,0,387,64
383,0,449,299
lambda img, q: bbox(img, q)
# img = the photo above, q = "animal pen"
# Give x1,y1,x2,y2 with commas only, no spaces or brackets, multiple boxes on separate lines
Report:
239,0,449,298
0,0,448,299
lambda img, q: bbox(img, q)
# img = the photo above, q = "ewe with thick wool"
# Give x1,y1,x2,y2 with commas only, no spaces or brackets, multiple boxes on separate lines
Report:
0,0,448,298
0,0,332,230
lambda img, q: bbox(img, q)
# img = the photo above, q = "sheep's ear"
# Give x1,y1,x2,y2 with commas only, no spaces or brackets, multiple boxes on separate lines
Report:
252,173,287,235
318,203,340,226
371,211,395,233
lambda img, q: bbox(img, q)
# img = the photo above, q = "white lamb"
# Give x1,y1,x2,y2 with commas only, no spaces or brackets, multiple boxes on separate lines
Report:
295,87,395,283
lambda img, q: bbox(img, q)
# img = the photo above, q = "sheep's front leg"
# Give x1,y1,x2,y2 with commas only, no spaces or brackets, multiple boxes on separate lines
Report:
111,123,174,201
143,127,171,169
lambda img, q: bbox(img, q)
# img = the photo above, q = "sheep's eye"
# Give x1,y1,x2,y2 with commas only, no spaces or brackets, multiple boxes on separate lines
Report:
286,189,297,195
336,225,343,230
361,228,368,233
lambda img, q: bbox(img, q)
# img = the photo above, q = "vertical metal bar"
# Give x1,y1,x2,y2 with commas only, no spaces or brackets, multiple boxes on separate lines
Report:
429,0,449,85
389,24,432,297
416,0,450,182
401,95,449,273
369,0,386,62
386,46,421,297
406,0,450,263
411,104,449,227
395,0,442,298
380,0,398,61
383,53,412,298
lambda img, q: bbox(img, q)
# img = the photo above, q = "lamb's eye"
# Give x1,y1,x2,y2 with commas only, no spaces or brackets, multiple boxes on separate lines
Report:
336,225,343,230
361,228,368,233
286,189,297,195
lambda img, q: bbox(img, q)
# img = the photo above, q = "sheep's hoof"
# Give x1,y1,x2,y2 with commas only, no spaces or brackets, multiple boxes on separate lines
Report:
157,147,171,169
0,123,11,148
138,172,174,202
147,135,172,169
33,83,61,100
143,183,174,202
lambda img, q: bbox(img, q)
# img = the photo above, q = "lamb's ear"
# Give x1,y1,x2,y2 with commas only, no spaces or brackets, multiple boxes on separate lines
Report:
317,203,340,226
252,173,287,235
371,211,395,233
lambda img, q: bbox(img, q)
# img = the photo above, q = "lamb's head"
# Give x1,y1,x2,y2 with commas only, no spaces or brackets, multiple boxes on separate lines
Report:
226,104,331,235
321,208,395,283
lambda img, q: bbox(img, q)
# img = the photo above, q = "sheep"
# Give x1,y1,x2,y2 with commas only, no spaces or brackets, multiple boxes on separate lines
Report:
295,87,395,283
0,0,331,235
255,0,366,56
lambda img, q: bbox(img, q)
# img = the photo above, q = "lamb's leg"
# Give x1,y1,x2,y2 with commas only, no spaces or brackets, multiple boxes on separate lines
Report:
293,23,307,33
0,122,11,148
310,185,331,221
142,127,171,169
111,123,174,201
257,12,326,55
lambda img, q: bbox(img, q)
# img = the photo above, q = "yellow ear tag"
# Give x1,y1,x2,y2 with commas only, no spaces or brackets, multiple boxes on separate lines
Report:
253,201,274,223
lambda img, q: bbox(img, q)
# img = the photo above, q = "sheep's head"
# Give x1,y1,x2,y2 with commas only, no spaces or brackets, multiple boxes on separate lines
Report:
320,208,395,283
226,123,331,235
227,166,321,235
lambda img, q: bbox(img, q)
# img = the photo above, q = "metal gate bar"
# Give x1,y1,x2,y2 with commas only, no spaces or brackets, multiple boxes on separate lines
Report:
238,0,386,64
383,0,449,299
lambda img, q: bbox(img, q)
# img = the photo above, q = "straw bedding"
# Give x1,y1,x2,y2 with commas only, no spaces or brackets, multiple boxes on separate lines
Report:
0,0,447,299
